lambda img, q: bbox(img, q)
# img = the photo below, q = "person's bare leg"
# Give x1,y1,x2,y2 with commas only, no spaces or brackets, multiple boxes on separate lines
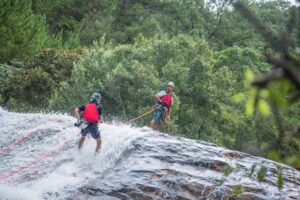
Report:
155,121,161,131
78,136,86,150
95,138,102,153
150,119,156,129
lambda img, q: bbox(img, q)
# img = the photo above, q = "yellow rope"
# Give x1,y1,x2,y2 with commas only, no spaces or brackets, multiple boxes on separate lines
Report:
125,108,156,124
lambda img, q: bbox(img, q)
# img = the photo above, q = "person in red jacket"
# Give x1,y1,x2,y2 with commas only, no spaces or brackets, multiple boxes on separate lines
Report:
74,92,104,154
150,82,174,132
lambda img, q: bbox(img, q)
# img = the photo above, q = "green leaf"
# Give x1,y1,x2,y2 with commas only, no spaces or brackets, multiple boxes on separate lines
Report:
232,93,245,103
224,165,233,177
246,97,255,117
277,171,283,191
259,89,269,98
233,184,244,195
268,151,280,162
285,156,300,169
245,69,254,83
257,166,267,182
249,164,256,178
258,99,271,116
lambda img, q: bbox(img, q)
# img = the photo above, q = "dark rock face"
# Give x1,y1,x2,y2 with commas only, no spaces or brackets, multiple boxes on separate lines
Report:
73,134,300,200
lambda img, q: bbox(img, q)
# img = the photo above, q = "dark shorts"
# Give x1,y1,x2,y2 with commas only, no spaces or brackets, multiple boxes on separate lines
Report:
153,106,165,122
81,123,100,139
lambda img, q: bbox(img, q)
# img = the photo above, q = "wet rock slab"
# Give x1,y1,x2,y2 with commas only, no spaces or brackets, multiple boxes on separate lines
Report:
72,134,300,200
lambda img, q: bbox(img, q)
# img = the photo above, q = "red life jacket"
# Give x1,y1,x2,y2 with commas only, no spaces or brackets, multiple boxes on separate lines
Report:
160,93,172,107
83,103,99,122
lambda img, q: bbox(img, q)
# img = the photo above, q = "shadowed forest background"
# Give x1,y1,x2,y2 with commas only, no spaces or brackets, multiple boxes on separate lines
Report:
0,0,299,168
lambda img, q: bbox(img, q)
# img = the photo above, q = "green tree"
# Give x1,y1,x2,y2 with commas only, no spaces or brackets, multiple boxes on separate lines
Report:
49,37,160,115
0,0,56,63
0,48,81,111
233,0,300,168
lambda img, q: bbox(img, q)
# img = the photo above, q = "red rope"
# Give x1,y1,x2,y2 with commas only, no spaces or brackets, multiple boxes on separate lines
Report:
0,130,36,154
8,160,55,184
0,139,70,180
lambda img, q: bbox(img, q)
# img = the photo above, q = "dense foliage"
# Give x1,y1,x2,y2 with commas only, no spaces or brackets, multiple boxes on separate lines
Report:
0,0,299,169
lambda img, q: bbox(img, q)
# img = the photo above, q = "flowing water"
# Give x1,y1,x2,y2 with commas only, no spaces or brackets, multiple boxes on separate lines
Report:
0,107,299,200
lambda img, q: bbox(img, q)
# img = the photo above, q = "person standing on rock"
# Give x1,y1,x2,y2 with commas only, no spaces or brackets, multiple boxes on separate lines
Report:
74,92,104,154
150,82,174,133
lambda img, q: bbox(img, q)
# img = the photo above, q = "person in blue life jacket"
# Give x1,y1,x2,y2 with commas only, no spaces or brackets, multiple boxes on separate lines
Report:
74,92,104,154
150,82,175,132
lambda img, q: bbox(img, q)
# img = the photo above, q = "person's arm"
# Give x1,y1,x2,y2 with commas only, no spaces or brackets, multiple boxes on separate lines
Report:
98,105,104,123
99,115,104,123
155,91,166,104
75,105,85,121
74,108,81,121
155,95,163,104
166,97,173,120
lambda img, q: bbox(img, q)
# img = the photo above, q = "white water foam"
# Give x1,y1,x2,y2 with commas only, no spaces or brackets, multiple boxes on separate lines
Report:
0,108,151,200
